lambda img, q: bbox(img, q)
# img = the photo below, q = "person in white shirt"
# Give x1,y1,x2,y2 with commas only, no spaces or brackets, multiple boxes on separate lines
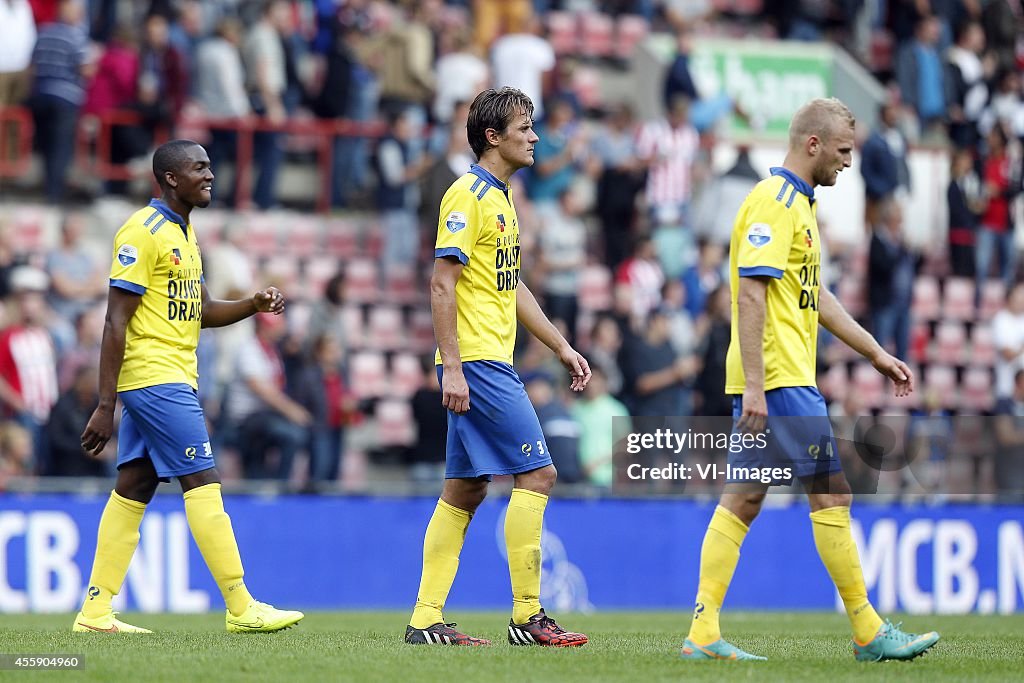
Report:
196,17,250,206
433,27,488,128
993,282,1024,400
0,0,36,106
491,15,554,121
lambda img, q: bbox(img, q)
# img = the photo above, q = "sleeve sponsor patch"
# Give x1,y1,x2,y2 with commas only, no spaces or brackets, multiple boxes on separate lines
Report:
746,223,772,248
117,244,138,266
445,211,467,234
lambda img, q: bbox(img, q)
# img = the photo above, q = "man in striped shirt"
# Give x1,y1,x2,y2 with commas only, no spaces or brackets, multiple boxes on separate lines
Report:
637,95,701,227
29,0,92,202
0,266,59,471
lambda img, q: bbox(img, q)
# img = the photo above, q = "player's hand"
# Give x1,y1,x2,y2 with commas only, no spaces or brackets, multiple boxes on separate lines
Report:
253,287,285,315
81,405,115,457
442,365,470,414
558,346,592,392
871,352,914,397
737,387,767,433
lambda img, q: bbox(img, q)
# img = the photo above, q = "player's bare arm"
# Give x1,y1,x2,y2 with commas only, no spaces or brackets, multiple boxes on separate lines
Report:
736,275,769,432
200,283,284,329
818,288,913,396
431,256,470,414
81,287,142,457
515,282,591,391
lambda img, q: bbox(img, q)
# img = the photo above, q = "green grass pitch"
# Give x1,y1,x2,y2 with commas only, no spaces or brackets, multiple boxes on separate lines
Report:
2,612,1022,682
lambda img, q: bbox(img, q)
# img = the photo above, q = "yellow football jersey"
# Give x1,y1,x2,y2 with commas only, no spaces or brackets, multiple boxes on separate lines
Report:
108,199,204,392
434,165,521,365
725,168,822,394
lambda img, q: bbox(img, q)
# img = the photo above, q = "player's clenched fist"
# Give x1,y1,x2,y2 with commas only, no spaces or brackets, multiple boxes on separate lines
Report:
253,286,285,314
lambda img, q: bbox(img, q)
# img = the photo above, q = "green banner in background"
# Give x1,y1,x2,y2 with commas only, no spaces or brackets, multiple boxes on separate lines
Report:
649,37,834,138
690,41,832,136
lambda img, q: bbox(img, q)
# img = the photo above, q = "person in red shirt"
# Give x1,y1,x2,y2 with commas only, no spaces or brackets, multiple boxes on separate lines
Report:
976,125,1021,292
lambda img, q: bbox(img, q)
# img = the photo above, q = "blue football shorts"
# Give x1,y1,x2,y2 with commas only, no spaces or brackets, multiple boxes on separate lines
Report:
117,383,215,480
438,360,552,480
729,386,842,483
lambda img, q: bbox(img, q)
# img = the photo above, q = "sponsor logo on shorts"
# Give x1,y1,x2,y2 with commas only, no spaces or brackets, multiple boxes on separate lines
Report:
808,442,833,459
185,442,214,460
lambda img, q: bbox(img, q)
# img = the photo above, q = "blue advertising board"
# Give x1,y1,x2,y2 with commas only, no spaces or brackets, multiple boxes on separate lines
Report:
1,495,1022,614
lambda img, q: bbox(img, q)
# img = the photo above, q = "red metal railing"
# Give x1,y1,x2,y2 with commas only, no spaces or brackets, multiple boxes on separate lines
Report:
0,106,34,177
1,105,386,213
85,111,386,212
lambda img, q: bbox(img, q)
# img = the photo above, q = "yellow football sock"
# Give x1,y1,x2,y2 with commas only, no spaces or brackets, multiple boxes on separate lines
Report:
687,505,749,645
505,488,548,625
410,499,473,629
810,506,883,644
183,483,253,617
81,491,147,618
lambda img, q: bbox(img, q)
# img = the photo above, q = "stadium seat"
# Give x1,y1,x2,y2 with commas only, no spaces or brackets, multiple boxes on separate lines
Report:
367,305,404,350
578,264,613,312
614,14,648,61
969,324,996,367
262,253,301,295
303,254,341,297
579,11,614,58
362,222,383,259
931,321,967,365
911,275,940,321
285,216,322,258
979,280,1005,320
410,309,436,354
389,352,423,399
199,209,227,246
924,364,957,409
349,351,386,399
733,0,765,15
960,366,994,413
852,362,885,409
5,206,51,253
239,212,280,258
375,399,415,447
324,217,360,258
341,305,365,349
572,64,604,110
941,277,975,321
547,11,577,56
344,258,379,303
384,265,418,304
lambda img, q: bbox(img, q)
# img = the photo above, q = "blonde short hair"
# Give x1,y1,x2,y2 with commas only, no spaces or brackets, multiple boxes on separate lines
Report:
788,98,855,149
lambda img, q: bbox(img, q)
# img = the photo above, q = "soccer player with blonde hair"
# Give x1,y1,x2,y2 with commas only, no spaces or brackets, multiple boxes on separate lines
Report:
680,98,939,662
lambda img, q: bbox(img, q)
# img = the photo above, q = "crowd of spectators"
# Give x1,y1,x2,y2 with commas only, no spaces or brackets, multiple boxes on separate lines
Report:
0,0,1023,498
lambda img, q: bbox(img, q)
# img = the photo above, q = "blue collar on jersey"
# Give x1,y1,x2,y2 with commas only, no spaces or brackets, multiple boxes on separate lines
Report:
149,198,189,227
469,164,508,192
769,167,815,205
